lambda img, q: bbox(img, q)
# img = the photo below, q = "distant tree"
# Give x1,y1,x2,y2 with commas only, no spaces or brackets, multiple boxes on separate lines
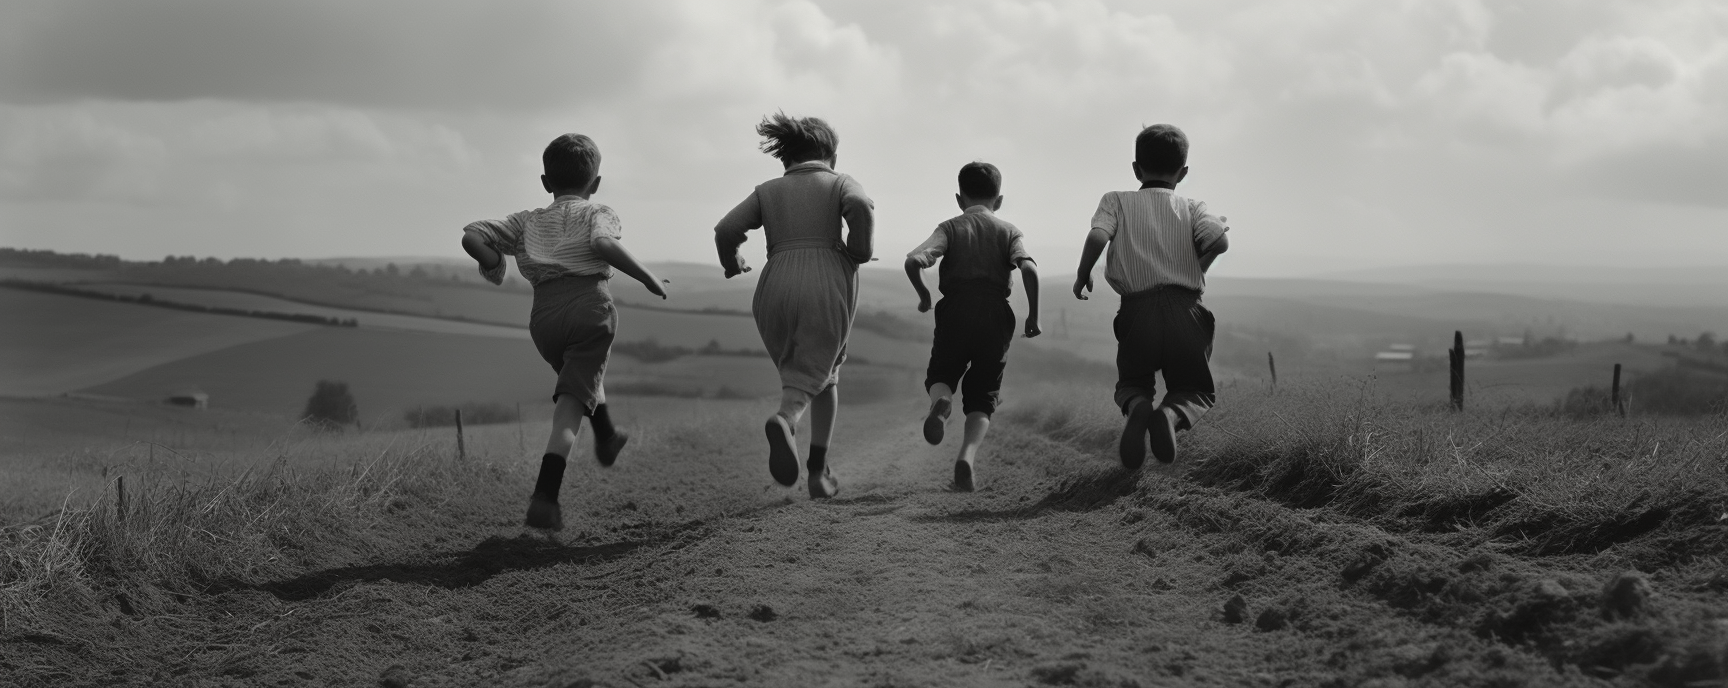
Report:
386,263,400,276
303,380,359,430
1698,332,1717,352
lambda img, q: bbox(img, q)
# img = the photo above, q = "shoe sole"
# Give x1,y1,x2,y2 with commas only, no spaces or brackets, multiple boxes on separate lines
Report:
595,433,629,468
1149,408,1177,464
1120,402,1152,470
765,416,799,486
923,398,951,445
524,496,563,530
953,460,975,492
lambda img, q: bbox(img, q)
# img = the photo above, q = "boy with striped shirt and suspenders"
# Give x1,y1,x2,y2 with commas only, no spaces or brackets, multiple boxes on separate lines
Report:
1072,124,1230,468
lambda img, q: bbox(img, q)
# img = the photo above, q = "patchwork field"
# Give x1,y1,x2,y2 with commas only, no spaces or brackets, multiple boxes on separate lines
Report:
0,288,319,396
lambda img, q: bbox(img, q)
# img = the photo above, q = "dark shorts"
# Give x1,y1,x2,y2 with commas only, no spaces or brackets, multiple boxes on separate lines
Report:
1113,286,1215,429
529,275,616,412
924,289,1015,416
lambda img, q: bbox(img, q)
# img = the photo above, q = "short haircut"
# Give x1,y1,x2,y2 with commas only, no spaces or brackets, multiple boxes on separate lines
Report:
957,161,1002,199
1135,124,1189,175
543,133,601,188
756,111,838,163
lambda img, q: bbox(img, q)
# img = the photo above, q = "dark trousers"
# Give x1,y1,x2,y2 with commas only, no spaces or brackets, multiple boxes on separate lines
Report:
925,289,1015,416
1113,286,1215,430
529,275,617,411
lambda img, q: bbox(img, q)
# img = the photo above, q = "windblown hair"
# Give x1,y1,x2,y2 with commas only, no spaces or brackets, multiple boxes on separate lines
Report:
756,112,838,163
957,161,1002,199
1135,124,1189,175
543,133,602,188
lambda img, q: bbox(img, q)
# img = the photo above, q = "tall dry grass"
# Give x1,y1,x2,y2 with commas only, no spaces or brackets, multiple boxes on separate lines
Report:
1000,378,1728,569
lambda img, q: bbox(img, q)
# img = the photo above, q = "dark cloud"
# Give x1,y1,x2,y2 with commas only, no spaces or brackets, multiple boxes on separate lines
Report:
0,0,659,107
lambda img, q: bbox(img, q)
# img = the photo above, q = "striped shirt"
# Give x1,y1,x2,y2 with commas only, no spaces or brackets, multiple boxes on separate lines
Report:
463,195,620,285
1090,185,1228,294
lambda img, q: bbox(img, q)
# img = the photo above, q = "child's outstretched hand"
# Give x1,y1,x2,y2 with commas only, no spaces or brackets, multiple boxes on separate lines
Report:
1072,273,1093,300
1024,316,1042,339
917,294,932,313
644,278,670,300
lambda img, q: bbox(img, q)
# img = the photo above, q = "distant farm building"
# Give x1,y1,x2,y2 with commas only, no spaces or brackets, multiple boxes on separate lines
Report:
166,390,208,409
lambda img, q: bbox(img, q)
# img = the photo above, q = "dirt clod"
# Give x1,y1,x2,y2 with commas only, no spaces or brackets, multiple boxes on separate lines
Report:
1222,594,1248,624
1600,570,1654,620
378,664,410,688
1255,607,1288,632
748,604,777,622
692,603,722,619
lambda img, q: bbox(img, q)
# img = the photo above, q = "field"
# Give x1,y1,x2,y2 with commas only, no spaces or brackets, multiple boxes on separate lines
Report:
0,289,319,396
4,381,1726,686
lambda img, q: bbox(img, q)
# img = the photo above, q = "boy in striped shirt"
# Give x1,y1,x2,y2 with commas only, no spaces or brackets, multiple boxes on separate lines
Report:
1072,124,1230,468
460,133,668,530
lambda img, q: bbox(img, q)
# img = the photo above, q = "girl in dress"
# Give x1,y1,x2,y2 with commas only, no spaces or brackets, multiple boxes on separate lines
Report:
713,113,874,498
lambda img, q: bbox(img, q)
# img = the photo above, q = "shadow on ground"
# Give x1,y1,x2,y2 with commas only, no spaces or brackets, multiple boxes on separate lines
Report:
910,468,1142,523
225,529,693,602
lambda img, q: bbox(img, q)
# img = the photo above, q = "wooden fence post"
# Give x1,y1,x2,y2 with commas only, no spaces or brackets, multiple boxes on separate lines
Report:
1611,363,1624,417
1449,330,1465,412
1267,352,1277,392
455,409,466,460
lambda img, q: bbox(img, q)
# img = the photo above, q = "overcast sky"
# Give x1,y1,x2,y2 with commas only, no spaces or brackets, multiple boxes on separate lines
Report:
1,0,1724,278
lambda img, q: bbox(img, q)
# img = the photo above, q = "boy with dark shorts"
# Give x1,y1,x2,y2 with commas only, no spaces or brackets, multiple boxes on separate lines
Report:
1073,124,1230,468
906,162,1041,491
460,133,669,530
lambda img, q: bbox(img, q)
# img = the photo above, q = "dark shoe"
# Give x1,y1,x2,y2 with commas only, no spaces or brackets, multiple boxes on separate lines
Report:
807,455,839,499
765,415,799,486
1120,399,1153,470
524,494,563,530
923,397,951,445
1149,407,1178,464
952,460,975,492
594,432,628,467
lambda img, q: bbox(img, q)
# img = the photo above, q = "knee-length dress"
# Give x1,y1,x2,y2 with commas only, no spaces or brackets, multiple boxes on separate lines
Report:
714,160,875,395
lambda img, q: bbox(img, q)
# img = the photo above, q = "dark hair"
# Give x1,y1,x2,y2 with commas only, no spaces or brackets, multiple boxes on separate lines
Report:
1135,124,1188,174
543,133,601,188
957,161,1002,199
756,112,838,163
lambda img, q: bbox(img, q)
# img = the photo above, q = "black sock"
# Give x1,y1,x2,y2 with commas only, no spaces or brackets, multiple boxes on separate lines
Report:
534,453,566,500
807,445,828,473
588,404,616,441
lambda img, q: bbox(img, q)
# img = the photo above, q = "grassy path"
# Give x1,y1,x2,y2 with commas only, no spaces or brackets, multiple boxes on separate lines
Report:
13,400,1669,687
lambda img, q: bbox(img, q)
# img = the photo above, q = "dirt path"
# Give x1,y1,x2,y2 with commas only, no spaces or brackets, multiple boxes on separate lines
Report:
23,400,1627,687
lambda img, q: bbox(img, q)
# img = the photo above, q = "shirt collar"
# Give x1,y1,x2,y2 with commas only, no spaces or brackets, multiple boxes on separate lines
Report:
962,205,994,215
1139,180,1176,190
784,160,833,175
551,194,587,204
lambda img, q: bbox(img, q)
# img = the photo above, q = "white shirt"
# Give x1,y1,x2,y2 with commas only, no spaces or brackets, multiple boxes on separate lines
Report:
1089,186,1228,294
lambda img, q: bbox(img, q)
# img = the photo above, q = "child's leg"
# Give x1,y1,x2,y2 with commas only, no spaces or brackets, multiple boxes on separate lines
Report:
527,393,585,530
952,411,990,492
766,386,814,487
777,387,815,425
543,393,585,459
1158,300,1218,431
806,383,840,498
1113,295,1166,469
586,385,628,467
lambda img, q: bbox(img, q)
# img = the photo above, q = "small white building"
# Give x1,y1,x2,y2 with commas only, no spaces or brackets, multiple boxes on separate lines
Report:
1373,350,1415,372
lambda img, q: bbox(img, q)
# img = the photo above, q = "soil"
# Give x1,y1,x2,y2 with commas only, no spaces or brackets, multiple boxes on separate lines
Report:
6,402,1722,687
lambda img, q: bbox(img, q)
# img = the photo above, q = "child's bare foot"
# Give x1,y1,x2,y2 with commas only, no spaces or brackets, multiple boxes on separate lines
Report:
1120,398,1153,470
952,460,975,492
923,397,951,445
524,494,563,530
1149,407,1178,464
806,454,838,499
594,432,628,467
765,415,799,486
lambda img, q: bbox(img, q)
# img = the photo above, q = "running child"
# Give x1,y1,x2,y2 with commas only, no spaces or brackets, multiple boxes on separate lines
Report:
713,112,874,499
460,133,669,530
905,161,1040,491
1072,124,1229,467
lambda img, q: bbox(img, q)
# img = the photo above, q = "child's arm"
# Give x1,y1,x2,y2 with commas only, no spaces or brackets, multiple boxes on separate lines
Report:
593,236,669,299
904,258,933,313
715,192,761,278
1198,233,1230,272
461,232,502,273
1019,259,1041,338
461,218,522,285
1072,228,1109,300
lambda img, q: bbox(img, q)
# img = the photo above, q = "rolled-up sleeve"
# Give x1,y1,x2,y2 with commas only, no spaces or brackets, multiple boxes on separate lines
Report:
838,175,875,263
1089,192,1120,240
1007,228,1034,266
905,226,947,268
463,215,524,285
714,190,762,256
1191,200,1229,254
